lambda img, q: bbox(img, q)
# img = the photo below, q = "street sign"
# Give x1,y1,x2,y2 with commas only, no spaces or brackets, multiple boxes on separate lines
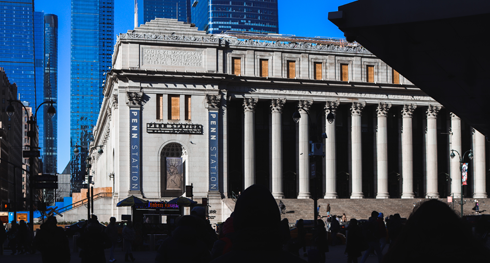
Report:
32,175,57,182
23,150,40,158
33,183,58,189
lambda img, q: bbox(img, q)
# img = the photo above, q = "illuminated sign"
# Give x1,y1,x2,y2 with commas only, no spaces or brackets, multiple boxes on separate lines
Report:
134,202,179,210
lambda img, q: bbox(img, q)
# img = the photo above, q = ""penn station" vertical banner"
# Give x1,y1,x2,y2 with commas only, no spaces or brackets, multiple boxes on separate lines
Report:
130,109,141,191
209,112,219,191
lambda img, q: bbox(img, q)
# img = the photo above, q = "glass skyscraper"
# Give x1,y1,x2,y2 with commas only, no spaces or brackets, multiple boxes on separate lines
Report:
70,0,114,192
34,11,45,155
191,0,279,34
43,14,58,174
0,0,36,106
137,0,191,26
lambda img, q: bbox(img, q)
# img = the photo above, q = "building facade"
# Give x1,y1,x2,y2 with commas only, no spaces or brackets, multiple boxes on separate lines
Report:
89,19,488,223
191,0,279,34
70,0,114,193
136,0,191,27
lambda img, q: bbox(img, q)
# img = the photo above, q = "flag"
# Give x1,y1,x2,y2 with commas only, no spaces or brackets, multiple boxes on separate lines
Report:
462,163,468,186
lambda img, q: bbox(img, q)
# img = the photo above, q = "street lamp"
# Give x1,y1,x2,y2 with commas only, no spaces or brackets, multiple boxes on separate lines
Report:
73,145,102,220
292,108,335,227
6,99,56,229
450,149,473,217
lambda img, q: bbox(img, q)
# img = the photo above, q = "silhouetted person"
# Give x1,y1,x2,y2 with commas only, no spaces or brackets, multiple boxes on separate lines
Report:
8,221,18,255
191,206,218,251
345,219,363,263
210,184,306,263
77,217,112,263
360,211,382,263
122,221,136,262
342,213,348,223
211,216,235,259
0,223,6,255
326,204,331,217
156,215,211,263
279,200,286,214
383,199,490,263
330,215,340,246
313,219,328,263
296,219,307,256
377,213,387,251
106,217,118,263
386,214,402,245
33,216,70,263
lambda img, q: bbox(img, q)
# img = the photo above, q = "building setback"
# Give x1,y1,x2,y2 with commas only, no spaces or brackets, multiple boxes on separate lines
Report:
191,0,279,34
70,0,114,193
87,19,487,224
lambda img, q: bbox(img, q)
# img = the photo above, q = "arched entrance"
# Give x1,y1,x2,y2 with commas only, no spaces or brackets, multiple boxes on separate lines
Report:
160,143,187,197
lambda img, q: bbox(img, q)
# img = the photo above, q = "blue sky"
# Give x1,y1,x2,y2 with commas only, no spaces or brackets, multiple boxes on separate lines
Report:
33,0,353,173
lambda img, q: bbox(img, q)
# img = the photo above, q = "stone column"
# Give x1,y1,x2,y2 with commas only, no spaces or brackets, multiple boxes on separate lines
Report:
426,105,441,198
271,98,286,199
450,113,462,198
297,100,313,199
376,102,391,199
243,98,258,189
351,102,365,199
401,104,416,199
324,101,339,199
473,129,487,198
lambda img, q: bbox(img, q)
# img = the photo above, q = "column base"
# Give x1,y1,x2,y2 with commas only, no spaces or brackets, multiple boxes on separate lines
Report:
323,193,338,199
297,192,311,199
401,193,414,199
350,193,364,199
425,193,439,199
473,193,488,198
376,193,389,199
272,192,285,199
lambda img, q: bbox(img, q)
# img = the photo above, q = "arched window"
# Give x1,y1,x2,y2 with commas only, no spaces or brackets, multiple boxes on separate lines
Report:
161,143,186,197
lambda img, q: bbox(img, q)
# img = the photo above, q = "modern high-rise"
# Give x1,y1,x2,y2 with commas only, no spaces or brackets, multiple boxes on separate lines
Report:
43,14,58,174
191,0,279,34
136,0,191,26
34,12,45,157
70,0,114,193
0,0,36,106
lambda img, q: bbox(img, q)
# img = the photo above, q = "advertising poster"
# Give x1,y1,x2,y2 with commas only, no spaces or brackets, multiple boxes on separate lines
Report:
462,163,468,186
166,157,183,190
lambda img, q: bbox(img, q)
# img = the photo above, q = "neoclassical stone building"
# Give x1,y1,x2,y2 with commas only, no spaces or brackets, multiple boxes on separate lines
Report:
89,18,488,223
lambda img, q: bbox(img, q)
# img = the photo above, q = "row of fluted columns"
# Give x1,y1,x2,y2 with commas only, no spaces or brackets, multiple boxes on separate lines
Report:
241,98,487,199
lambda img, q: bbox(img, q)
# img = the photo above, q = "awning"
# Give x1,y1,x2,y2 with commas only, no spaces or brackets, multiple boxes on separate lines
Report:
167,196,197,206
117,195,148,207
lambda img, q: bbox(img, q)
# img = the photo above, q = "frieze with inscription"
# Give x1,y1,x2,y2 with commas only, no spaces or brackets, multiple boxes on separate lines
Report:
147,123,203,134
143,49,203,67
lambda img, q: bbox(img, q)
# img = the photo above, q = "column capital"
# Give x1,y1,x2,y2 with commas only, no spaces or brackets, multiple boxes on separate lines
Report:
243,98,258,112
376,102,392,117
126,92,145,107
401,104,417,118
324,100,340,114
298,100,313,114
450,112,460,120
206,94,221,110
426,105,441,118
350,102,365,116
270,98,286,113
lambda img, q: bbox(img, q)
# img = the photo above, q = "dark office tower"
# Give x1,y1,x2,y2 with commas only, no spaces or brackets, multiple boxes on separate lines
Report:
0,0,36,106
191,0,279,34
34,11,45,156
71,0,114,193
43,14,58,174
136,0,191,26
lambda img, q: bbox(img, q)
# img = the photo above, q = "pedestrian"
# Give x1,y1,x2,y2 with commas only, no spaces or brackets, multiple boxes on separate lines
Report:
122,221,136,262
77,216,112,263
377,213,387,251
330,215,340,246
326,203,331,217
279,200,286,214
106,217,118,263
7,221,18,255
317,205,321,217
33,216,70,263
313,219,329,263
342,213,347,223
345,219,364,263
17,220,28,254
0,223,6,255
359,211,382,263
297,219,307,256
210,184,306,263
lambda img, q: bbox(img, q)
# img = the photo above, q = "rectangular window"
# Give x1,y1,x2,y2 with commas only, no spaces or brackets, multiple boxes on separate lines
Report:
341,64,349,81
287,61,296,79
232,57,241,76
168,95,180,120
260,59,268,77
393,69,400,84
156,94,163,120
367,65,374,83
185,95,191,120
314,62,322,80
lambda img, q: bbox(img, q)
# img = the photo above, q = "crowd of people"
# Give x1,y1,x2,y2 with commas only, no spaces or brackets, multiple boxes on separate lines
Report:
1,185,490,262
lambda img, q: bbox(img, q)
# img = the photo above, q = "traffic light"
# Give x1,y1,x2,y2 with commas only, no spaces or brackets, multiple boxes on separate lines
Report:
3,202,10,211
